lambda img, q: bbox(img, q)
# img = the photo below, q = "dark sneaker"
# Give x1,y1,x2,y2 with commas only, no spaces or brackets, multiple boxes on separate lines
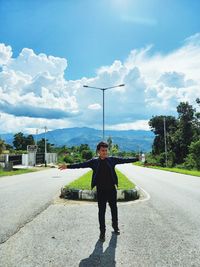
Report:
99,232,105,242
114,228,120,235
112,223,120,235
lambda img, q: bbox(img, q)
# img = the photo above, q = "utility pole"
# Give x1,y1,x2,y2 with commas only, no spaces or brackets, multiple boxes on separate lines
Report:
44,126,47,167
137,144,141,161
34,129,38,167
164,117,168,167
35,129,38,146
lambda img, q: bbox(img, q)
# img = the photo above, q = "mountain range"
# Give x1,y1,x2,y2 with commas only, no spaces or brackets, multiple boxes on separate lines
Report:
0,127,154,152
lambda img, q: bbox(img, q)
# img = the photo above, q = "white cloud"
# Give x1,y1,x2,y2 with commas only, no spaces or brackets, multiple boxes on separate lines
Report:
0,112,73,134
107,120,150,131
158,71,186,88
0,46,79,120
6,48,67,77
122,35,200,113
0,33,200,134
0,43,12,65
88,103,101,110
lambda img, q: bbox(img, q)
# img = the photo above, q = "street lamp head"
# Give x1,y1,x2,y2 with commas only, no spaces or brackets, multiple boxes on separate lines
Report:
119,84,125,87
83,85,89,87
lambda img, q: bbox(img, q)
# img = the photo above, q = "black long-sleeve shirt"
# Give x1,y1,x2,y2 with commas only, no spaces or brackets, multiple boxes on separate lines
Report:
95,158,115,190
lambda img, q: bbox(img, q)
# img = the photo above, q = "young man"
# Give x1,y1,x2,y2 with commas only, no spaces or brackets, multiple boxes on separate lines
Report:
59,141,138,242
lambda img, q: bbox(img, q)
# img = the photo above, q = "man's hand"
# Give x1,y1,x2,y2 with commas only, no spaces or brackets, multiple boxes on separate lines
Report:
58,164,68,170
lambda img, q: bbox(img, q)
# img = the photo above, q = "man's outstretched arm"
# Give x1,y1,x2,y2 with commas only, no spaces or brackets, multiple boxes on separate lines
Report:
58,159,93,170
112,156,139,165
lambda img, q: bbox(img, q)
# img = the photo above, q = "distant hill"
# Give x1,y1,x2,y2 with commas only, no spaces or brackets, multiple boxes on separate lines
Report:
0,127,154,152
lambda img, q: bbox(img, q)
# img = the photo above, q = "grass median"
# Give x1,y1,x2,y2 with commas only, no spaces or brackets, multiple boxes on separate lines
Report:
133,161,200,177
65,168,135,190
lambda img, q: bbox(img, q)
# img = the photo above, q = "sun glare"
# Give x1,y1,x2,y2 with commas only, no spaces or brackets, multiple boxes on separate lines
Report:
111,0,132,11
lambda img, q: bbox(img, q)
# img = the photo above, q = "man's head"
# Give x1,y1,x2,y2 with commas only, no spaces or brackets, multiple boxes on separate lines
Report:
96,141,109,159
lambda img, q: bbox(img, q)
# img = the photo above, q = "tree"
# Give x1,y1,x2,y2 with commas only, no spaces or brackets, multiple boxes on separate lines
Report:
81,149,93,160
13,132,25,150
79,144,90,153
107,136,113,151
148,100,200,167
149,115,177,156
63,154,74,164
37,138,54,153
26,135,35,146
111,144,119,156
174,102,196,163
185,140,200,170
193,98,200,140
13,132,35,151
0,139,6,154
5,143,13,151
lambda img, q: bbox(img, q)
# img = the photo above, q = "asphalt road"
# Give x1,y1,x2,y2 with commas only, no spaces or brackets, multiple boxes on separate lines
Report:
1,164,200,266
0,167,89,244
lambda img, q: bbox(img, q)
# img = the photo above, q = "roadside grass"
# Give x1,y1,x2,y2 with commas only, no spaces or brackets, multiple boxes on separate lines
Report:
0,168,38,177
65,169,135,190
133,162,200,177
133,161,144,167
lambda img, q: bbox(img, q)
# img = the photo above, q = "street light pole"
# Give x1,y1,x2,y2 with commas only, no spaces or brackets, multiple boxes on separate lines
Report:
102,89,105,140
83,84,125,140
163,117,168,167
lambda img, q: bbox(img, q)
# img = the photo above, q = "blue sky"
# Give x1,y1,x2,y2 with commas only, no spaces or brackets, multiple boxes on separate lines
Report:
1,0,199,79
0,0,200,134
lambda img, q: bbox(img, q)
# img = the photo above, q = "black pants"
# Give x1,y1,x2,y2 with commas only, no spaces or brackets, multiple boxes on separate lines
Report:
96,188,118,233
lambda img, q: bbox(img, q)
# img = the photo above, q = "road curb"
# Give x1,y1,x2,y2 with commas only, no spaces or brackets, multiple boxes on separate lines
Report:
60,186,140,201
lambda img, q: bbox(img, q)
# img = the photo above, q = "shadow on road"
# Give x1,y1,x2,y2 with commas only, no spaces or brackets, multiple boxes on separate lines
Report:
79,232,118,266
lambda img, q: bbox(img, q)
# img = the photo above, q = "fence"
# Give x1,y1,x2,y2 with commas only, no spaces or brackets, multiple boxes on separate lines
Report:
36,153,45,164
0,153,57,167
9,155,22,165
25,152,57,166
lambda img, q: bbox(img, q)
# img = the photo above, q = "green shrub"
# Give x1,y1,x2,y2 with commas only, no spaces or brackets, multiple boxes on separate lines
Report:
185,140,200,170
175,164,189,170
63,155,74,163
81,150,93,160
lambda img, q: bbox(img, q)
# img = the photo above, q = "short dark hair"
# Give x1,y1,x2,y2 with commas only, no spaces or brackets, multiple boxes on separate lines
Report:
96,141,108,151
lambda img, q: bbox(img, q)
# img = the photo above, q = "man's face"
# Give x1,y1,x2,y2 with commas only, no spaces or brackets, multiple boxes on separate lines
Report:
98,146,108,159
